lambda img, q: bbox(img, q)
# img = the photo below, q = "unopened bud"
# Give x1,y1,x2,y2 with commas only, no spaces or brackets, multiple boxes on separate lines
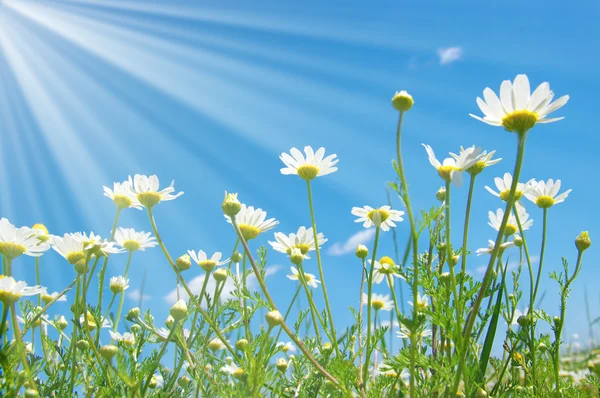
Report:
165,315,175,328
391,90,414,112
236,339,249,350
170,300,188,321
436,187,446,202
517,315,531,327
178,376,191,388
57,315,69,330
265,310,283,329
514,236,523,247
355,245,369,259
24,389,39,398
475,387,487,398
322,342,332,352
100,344,119,361
276,357,289,372
222,192,242,217
449,255,460,267
76,340,89,351
575,231,591,252
127,307,140,320
131,324,141,333
289,247,304,265
231,251,243,263
213,268,228,282
176,254,191,271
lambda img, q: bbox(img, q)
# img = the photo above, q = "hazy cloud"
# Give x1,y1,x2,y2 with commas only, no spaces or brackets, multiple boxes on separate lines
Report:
127,288,151,302
327,229,375,256
437,46,463,65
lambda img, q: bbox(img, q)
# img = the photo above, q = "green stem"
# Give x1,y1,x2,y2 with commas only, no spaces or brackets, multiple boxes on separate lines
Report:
274,284,302,343
242,251,251,341
35,257,41,307
142,319,180,395
357,259,367,396
98,208,122,310
453,131,528,394
113,251,133,333
363,227,381,386
297,262,324,344
458,174,476,303
306,180,339,357
444,181,460,324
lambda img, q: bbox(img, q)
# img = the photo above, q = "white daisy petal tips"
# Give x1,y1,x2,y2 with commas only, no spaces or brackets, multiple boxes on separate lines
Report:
470,74,569,134
269,226,326,259
225,204,279,241
422,144,481,187
128,175,184,209
103,177,142,210
525,179,572,208
351,206,404,232
0,218,51,259
485,173,536,202
280,146,338,180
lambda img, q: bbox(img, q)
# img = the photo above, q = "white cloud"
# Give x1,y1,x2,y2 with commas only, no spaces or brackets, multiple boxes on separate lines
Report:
127,288,151,302
164,265,280,305
327,229,375,256
437,47,463,65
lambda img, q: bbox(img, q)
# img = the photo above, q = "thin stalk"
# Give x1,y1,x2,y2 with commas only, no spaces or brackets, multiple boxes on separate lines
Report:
306,180,339,356
112,251,133,333
297,262,325,344
274,284,302,343
142,320,181,395
444,181,460,322
357,259,367,396
363,227,381,386
97,208,122,309
458,174,476,302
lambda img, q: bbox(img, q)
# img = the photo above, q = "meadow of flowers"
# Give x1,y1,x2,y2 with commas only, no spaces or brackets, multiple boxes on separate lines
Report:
0,74,596,397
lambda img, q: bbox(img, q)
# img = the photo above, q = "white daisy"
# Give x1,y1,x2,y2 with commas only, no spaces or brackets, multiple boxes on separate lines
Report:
109,331,135,345
115,228,158,252
351,205,404,232
408,292,429,312
52,234,86,264
269,227,326,259
371,259,405,285
188,250,229,272
79,312,112,330
279,146,339,180
525,179,572,209
0,218,50,259
396,323,432,340
422,144,481,187
103,177,142,210
39,288,67,304
470,74,569,133
286,266,321,288
361,293,394,311
476,240,516,256
128,174,184,209
225,204,278,241
485,173,536,202
221,362,240,375
151,374,164,389
276,341,297,353
450,147,501,175
0,276,44,305
488,205,533,236
109,276,130,293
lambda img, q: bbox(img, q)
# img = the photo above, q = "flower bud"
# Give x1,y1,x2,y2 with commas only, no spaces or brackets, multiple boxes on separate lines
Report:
265,310,283,329
178,376,191,388
222,192,242,217
231,251,243,263
355,244,369,259
449,255,460,267
276,358,289,372
165,315,175,329
148,376,158,389
575,231,591,252
517,315,531,327
57,315,69,330
170,300,188,321
439,272,451,284
289,247,304,265
392,90,414,112
436,187,446,202
233,368,245,379
110,276,128,294
208,339,224,352
475,387,487,398
514,235,523,247
176,254,191,271
100,344,119,361
24,389,39,398
127,307,141,320
236,339,249,350
76,339,89,351
553,316,561,329
322,342,332,352
213,268,228,282
74,260,89,274
538,342,547,352
204,364,212,372
131,324,141,333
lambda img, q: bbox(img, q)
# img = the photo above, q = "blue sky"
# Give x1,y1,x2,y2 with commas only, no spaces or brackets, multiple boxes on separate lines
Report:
1,0,599,349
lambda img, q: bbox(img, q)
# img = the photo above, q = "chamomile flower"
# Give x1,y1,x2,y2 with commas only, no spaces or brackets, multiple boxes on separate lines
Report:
0,276,44,305
422,144,481,187
71,232,123,256
115,228,158,252
476,240,515,256
269,227,326,259
362,293,394,311
488,205,533,236
103,177,142,210
485,173,536,202
279,146,338,180
351,206,404,232
79,312,112,330
221,362,241,375
276,341,297,353
397,323,432,340
286,266,321,288
188,250,229,272
470,74,570,133
109,276,130,293
225,204,278,241
39,288,67,305
408,292,429,312
109,331,135,345
51,234,86,264
450,147,502,176
128,174,184,209
525,179,572,209
0,218,50,259
372,258,405,285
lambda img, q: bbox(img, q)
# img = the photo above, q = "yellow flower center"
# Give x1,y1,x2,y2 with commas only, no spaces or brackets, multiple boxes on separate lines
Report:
392,92,414,112
113,194,133,209
384,370,398,378
535,195,555,209
66,251,85,265
233,368,245,379
0,242,26,259
84,312,97,331
372,299,385,311
367,209,390,224
239,224,260,241
122,240,141,252
0,289,21,306
502,110,538,134
198,260,217,273
208,340,223,351
137,192,162,208
41,294,53,305
499,190,523,202
437,165,459,182
32,224,50,242
467,161,486,176
416,301,428,312
379,256,395,266
504,224,518,236
297,165,320,181
286,243,311,255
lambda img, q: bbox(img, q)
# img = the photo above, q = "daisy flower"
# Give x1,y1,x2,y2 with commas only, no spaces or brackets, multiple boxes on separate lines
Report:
79,312,112,331
476,240,515,256
225,204,278,241
470,74,569,134
52,234,86,264
109,276,130,293
525,179,572,209
188,250,229,272
109,331,135,345
0,218,50,259
0,276,44,305
485,173,536,202
372,258,404,285
279,146,338,180
362,293,394,311
286,266,321,288
422,144,481,187
128,174,183,209
115,228,158,252
276,341,297,354
39,288,67,305
269,226,326,259
221,361,241,375
31,223,51,243
450,147,501,176
103,177,142,210
397,323,432,340
408,292,429,312
488,205,533,236
351,205,404,232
